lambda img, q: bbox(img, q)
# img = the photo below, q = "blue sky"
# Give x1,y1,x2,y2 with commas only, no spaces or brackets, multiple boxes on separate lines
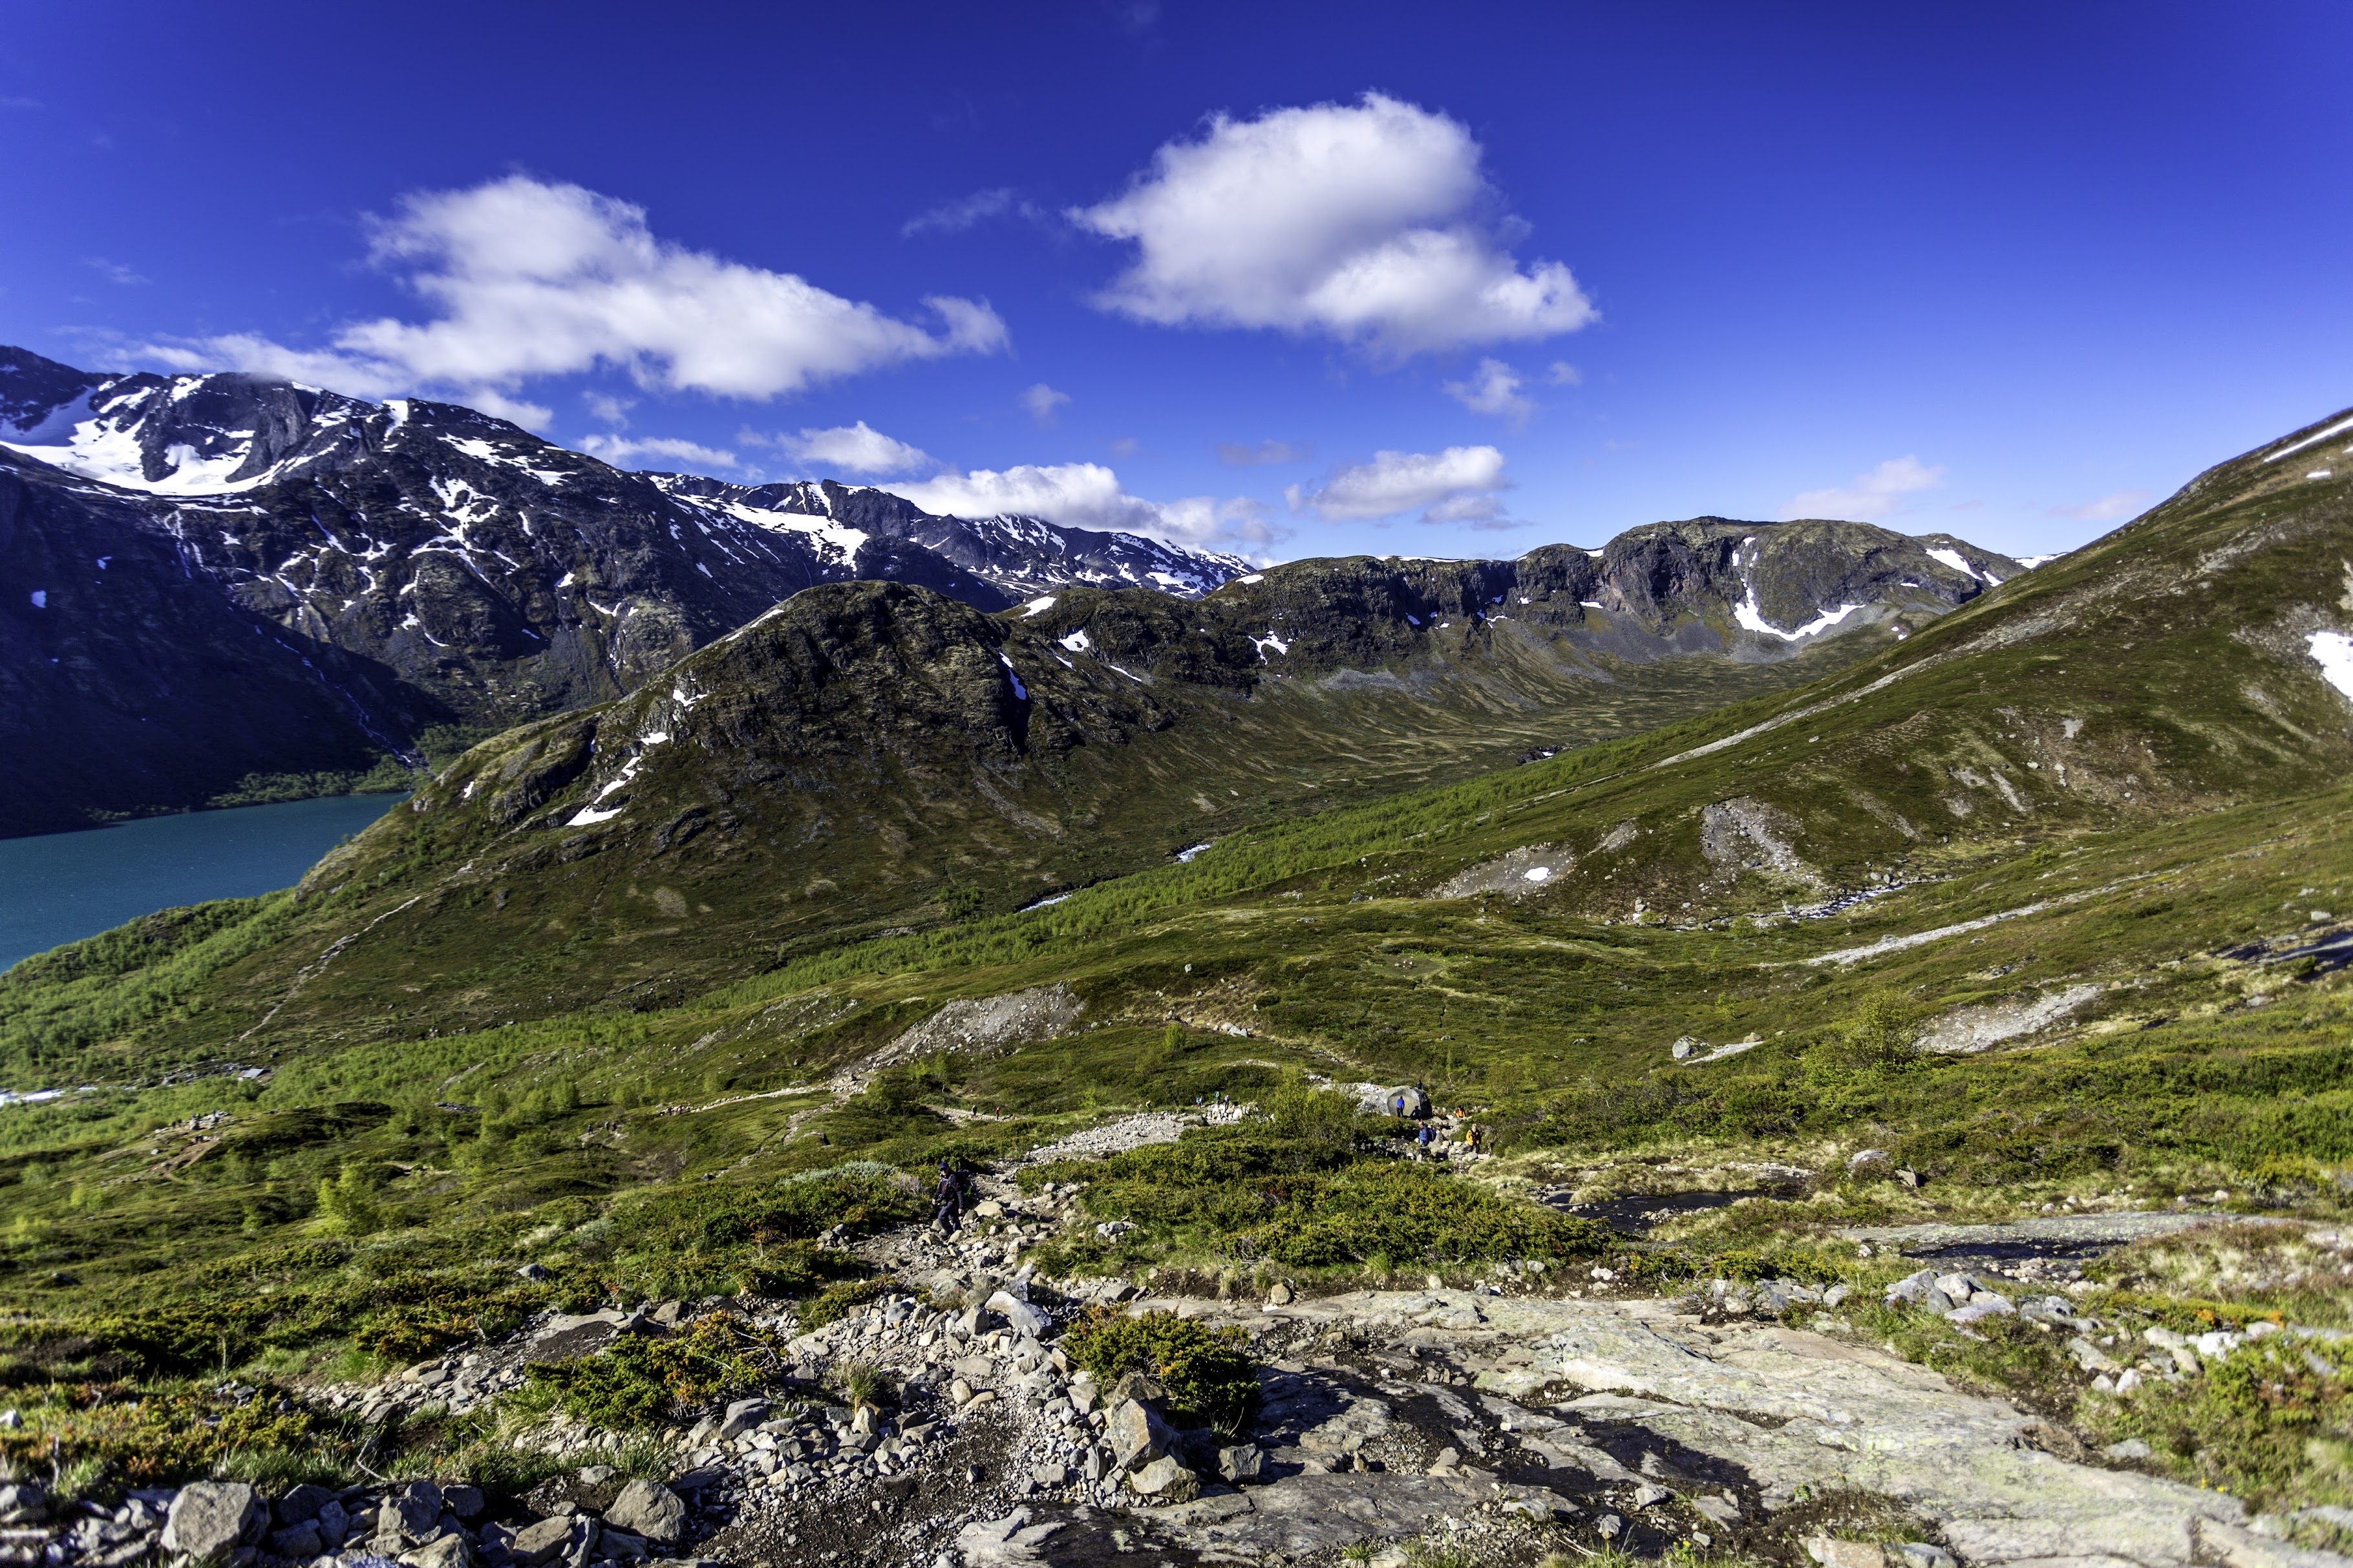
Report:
2,0,2347,563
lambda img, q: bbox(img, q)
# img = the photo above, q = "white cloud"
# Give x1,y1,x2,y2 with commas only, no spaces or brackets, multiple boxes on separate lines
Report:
882,461,1276,548
1217,439,1310,465
1546,361,1581,386
780,420,935,476
1071,93,1594,359
85,258,149,286
902,187,1041,237
1288,445,1510,522
145,176,1008,416
1019,382,1071,424
582,390,634,427
580,434,741,472
2050,487,2151,522
1780,456,1946,522
1442,357,1533,424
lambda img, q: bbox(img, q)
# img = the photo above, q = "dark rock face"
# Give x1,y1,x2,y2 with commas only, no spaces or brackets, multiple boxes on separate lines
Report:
0,348,1251,835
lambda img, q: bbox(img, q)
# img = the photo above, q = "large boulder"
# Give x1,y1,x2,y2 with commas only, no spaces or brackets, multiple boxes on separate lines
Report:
1355,1083,1429,1118
508,1516,578,1567
400,1536,476,1568
1126,1456,1201,1502
162,1483,266,1561
1105,1397,1176,1473
602,1479,685,1549
985,1290,1048,1338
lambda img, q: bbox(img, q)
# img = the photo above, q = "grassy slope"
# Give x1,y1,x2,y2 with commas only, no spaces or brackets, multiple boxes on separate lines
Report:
0,414,2348,1511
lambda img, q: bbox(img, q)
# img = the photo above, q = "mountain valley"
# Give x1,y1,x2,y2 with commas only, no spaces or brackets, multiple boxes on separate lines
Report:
0,398,2350,1567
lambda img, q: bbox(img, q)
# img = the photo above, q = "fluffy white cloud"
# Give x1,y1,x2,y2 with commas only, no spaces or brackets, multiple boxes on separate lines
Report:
882,461,1275,548
147,176,1008,417
780,421,935,476
580,434,742,472
1442,358,1533,424
2050,487,2152,522
1071,94,1594,359
902,187,1044,237
1546,361,1582,386
582,390,635,427
1287,445,1510,523
1019,383,1071,425
1780,456,1946,522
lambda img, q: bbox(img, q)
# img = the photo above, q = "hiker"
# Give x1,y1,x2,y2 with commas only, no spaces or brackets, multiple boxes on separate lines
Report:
933,1161,963,1233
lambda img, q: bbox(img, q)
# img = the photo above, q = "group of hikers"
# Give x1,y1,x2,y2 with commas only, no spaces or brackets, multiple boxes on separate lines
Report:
1388,1090,1485,1160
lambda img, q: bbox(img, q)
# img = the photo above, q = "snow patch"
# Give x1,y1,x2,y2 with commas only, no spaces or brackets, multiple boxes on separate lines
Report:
1251,630,1291,659
1175,842,1214,862
2309,631,2353,699
28,590,47,609
1735,590,1865,641
1236,573,1266,584
1021,596,1058,617
1580,600,1604,609
1521,865,1553,883
1924,547,1979,578
997,653,1028,701
2266,413,2353,462
1058,629,1092,653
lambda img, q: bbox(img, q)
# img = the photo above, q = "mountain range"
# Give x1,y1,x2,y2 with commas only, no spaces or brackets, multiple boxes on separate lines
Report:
0,346,2025,838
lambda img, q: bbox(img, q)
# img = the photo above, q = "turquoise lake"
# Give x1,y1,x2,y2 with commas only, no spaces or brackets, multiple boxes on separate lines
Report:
0,793,405,971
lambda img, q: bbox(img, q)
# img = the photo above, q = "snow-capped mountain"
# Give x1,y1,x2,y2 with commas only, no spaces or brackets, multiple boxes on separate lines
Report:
0,347,1250,834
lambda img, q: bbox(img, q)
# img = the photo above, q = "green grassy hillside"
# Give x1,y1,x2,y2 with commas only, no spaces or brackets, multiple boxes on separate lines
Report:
0,410,2348,1512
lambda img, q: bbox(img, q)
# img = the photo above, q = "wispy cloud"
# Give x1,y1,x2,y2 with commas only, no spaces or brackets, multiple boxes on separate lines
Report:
902,187,1046,237
1217,439,1311,466
884,461,1277,549
1442,357,1533,425
1019,383,1071,425
2050,488,2151,522
580,433,741,472
1780,456,1946,522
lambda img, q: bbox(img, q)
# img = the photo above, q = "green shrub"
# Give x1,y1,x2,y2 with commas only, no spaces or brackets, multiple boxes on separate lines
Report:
1064,1308,1257,1433
798,1277,897,1330
523,1313,782,1429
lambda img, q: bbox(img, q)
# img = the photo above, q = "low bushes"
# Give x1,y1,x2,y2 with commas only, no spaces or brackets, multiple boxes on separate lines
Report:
522,1313,783,1430
1063,1307,1257,1433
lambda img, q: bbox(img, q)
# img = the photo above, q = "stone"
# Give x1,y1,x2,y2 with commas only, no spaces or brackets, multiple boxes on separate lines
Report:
269,1523,323,1560
438,1486,483,1521
1266,1281,1294,1306
2103,1438,2155,1459
1030,1464,1069,1488
2069,1336,2121,1373
602,1480,685,1549
1672,1038,1698,1060
1632,1483,1672,1509
1126,1457,1200,1502
1218,1444,1264,1483
0,1484,47,1526
273,1485,334,1525
716,1398,769,1439
1105,1397,1177,1472
516,1263,551,1281
986,1291,1048,1338
164,1483,266,1561
1109,1371,1166,1406
1429,1446,1462,1473
1891,1547,1957,1568
1805,1542,1887,1568
509,1517,575,1565
1596,1513,1624,1539
400,1535,476,1568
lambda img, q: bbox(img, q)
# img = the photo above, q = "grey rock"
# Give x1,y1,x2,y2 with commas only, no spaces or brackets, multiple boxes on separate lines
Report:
2104,1439,2155,1459
601,1481,684,1549
509,1517,576,1567
1597,1512,1624,1538
716,1398,770,1440
1891,1547,1956,1568
986,1291,1048,1338
164,1483,266,1561
0,1483,47,1526
1633,1482,1673,1509
269,1523,323,1560
516,1264,551,1282
1105,1397,1176,1472
400,1534,476,1568
1217,1444,1264,1483
2069,1336,2122,1373
438,1487,483,1521
274,1485,335,1526
1127,1456,1200,1502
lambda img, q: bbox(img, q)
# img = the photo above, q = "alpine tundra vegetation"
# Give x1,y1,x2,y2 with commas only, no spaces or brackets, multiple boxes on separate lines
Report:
2,403,2353,1568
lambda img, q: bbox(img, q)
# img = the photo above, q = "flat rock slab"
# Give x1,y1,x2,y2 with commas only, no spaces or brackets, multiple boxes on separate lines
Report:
1155,1470,1512,1557
1838,1212,2296,1256
1167,1288,2288,1567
